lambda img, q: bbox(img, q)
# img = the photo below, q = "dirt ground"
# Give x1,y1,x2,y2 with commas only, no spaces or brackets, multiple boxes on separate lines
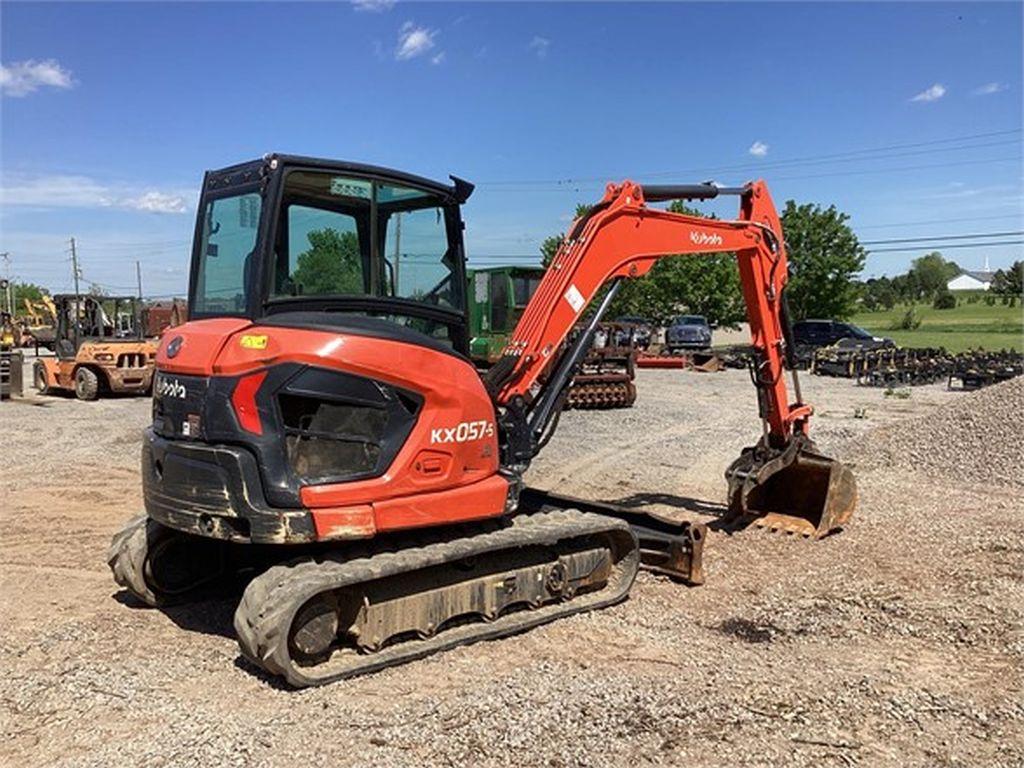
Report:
1,367,1021,767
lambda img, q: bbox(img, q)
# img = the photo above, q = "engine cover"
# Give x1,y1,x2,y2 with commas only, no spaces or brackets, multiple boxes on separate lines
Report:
150,318,507,538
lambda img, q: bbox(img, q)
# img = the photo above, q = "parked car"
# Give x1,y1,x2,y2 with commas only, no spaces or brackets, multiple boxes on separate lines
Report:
792,319,893,350
611,315,653,349
665,314,712,351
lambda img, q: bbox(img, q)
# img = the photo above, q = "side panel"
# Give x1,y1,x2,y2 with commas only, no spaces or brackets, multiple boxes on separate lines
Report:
373,474,509,532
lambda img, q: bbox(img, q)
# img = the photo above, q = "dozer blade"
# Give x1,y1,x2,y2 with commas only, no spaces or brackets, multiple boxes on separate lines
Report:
518,487,706,585
724,436,857,538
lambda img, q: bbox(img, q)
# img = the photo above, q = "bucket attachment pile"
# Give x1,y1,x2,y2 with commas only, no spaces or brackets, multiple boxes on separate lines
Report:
724,435,857,538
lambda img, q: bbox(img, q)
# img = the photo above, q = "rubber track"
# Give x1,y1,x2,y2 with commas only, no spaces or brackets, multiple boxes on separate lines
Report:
107,515,162,606
234,509,639,687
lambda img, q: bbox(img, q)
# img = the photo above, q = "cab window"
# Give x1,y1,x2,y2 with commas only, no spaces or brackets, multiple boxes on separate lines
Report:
280,204,364,297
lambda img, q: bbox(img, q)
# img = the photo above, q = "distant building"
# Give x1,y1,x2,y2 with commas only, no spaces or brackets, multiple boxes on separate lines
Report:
947,257,995,291
947,270,995,291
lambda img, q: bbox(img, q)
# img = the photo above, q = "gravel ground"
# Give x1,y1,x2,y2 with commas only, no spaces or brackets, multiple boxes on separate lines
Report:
1,368,1021,767
845,377,1024,489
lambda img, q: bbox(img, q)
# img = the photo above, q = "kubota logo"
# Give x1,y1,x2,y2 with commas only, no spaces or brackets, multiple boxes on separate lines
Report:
690,231,723,247
156,376,187,399
430,420,495,444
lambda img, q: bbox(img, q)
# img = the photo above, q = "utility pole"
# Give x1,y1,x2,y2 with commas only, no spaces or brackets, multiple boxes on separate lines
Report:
69,237,81,299
136,260,143,301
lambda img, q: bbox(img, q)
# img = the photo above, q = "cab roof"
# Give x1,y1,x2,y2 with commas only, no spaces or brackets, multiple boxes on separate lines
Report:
205,154,474,203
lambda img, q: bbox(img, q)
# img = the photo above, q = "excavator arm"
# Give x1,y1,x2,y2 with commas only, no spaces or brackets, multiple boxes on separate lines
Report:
488,179,856,538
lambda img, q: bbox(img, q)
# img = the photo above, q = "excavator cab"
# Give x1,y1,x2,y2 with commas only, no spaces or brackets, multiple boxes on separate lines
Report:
188,155,475,353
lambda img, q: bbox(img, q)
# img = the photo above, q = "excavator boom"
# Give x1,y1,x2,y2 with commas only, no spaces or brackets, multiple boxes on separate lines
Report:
489,180,856,538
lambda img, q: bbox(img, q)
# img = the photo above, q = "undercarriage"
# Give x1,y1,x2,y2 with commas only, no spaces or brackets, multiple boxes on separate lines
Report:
110,507,647,686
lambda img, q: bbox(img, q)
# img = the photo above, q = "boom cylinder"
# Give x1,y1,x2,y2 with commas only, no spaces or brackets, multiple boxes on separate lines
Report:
527,279,623,448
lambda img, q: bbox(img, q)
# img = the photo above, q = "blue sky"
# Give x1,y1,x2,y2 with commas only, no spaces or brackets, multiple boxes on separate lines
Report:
1,1,1021,298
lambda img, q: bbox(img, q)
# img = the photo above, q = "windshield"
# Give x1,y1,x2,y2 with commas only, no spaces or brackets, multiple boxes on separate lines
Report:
675,315,707,326
270,171,461,312
845,324,874,339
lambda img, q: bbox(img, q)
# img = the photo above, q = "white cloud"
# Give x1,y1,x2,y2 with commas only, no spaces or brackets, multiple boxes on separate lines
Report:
529,36,551,59
0,59,75,98
748,140,769,157
352,0,395,12
122,191,188,214
972,82,1006,96
396,22,437,60
0,174,191,214
431,51,446,66
910,83,946,103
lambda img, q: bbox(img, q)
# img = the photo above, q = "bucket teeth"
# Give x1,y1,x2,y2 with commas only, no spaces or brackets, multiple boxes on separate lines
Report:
717,512,813,538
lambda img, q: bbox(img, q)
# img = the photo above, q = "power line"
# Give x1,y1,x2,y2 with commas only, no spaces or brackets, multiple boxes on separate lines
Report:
640,138,1021,179
855,213,1022,230
84,279,145,292
476,128,1023,186
861,230,1024,246
770,155,1021,182
867,240,1024,254
479,154,1022,192
77,238,191,252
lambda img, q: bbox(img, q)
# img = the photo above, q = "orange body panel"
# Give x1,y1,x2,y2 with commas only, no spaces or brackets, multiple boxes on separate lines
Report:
373,474,509,532
156,319,506,537
311,504,376,540
156,318,251,375
308,474,509,539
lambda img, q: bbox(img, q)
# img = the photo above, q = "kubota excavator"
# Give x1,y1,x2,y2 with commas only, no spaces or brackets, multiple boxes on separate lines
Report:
108,155,856,687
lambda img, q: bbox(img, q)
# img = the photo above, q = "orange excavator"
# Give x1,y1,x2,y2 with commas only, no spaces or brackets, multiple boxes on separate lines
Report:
108,155,856,686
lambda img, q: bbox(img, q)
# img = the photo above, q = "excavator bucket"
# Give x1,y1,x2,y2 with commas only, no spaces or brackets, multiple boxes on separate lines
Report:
724,437,857,538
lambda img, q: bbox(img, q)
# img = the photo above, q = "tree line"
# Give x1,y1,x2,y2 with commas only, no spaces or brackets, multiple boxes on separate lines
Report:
541,200,1023,326
541,199,865,327
860,255,1023,312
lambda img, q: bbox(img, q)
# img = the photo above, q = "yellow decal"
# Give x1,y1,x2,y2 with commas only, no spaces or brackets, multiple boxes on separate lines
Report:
240,334,268,350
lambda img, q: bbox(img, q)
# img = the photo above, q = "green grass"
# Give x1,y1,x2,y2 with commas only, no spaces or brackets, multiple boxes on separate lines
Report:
852,296,1024,353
